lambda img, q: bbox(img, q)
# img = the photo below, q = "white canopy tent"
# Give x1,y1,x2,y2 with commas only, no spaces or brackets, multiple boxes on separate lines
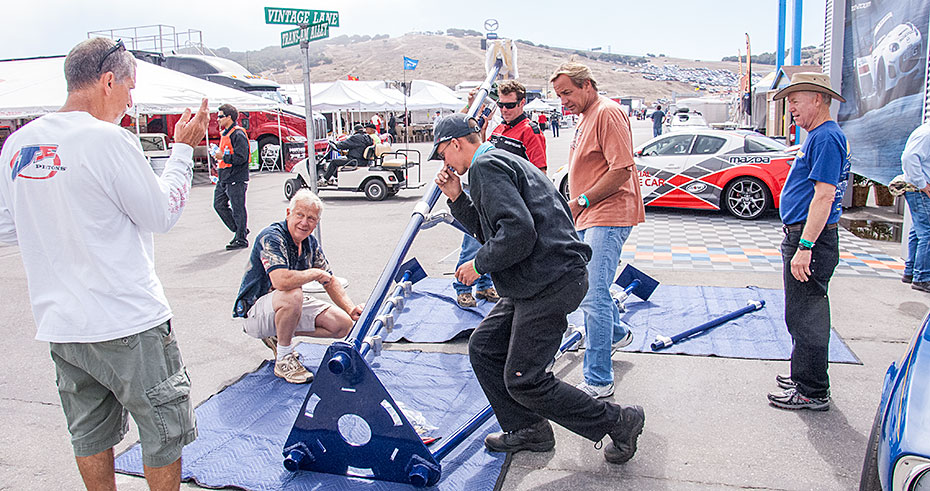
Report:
523,98,554,112
0,56,281,119
406,84,464,111
280,80,463,113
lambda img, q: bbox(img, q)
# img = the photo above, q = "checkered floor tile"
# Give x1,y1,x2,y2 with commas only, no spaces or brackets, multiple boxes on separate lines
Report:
622,210,904,277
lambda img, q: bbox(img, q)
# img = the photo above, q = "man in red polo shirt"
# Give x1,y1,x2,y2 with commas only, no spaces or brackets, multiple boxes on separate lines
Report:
488,80,547,173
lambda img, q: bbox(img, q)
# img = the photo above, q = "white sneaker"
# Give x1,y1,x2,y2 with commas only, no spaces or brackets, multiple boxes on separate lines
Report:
612,331,634,354
576,381,615,399
274,352,313,384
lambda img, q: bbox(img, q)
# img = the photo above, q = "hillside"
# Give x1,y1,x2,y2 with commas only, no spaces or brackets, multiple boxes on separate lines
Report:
218,32,784,102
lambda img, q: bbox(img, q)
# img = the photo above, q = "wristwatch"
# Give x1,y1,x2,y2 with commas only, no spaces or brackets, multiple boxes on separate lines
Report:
577,194,589,208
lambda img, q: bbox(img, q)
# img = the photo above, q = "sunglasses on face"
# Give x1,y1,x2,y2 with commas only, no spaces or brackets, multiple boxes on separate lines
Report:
498,101,522,109
97,39,126,74
218,114,228,119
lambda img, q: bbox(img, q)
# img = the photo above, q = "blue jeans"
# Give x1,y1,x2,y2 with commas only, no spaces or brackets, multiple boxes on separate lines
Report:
577,226,632,387
453,234,493,294
653,125,663,137
904,191,930,282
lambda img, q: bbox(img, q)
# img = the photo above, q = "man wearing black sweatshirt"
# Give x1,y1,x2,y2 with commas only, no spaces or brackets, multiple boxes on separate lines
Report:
213,103,251,250
432,113,646,464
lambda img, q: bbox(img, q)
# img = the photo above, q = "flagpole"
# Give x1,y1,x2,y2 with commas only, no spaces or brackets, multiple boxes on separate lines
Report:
403,59,408,150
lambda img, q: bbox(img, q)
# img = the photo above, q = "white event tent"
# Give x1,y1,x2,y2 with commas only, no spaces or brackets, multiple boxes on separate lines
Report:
280,80,463,112
0,56,282,120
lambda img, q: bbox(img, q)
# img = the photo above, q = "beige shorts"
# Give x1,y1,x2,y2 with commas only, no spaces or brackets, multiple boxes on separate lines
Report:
242,290,332,339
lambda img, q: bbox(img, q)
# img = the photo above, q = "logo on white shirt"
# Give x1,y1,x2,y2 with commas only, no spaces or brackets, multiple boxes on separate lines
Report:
10,145,64,180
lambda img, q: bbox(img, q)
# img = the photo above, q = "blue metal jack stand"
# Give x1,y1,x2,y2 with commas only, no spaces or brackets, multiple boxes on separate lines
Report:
281,52,541,487
612,264,659,312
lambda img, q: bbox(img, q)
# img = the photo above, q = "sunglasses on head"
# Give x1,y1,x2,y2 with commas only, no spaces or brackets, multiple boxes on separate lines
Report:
97,39,126,74
498,101,522,109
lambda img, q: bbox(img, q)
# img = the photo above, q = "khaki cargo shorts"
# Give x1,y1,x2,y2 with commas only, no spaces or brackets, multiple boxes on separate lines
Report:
242,290,332,339
49,321,197,468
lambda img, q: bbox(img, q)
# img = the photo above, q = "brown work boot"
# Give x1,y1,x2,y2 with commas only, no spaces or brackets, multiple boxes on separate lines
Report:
456,292,477,308
484,420,555,453
274,352,314,384
261,336,278,358
475,287,500,303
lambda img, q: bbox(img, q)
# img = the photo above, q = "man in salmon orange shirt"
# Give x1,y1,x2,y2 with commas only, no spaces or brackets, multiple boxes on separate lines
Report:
551,61,645,399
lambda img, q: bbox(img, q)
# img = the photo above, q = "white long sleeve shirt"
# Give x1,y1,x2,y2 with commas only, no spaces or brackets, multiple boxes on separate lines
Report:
0,111,194,342
902,122,930,190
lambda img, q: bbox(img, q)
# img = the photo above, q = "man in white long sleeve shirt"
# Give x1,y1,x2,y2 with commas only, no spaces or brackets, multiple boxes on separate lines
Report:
0,38,209,490
901,122,930,292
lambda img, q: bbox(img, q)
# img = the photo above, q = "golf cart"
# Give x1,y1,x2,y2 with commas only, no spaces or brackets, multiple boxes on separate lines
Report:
283,139,422,201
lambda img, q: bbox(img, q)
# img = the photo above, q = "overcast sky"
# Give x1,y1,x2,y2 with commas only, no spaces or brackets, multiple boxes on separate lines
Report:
3,0,828,61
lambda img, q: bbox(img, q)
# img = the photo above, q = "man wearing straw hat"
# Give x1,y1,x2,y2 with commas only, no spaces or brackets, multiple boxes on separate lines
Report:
767,72,850,412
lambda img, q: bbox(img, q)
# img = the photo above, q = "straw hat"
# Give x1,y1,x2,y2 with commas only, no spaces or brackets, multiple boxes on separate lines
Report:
772,72,845,103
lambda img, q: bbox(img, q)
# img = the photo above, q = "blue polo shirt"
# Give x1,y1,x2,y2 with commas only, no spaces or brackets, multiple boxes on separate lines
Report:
779,120,851,225
233,221,331,317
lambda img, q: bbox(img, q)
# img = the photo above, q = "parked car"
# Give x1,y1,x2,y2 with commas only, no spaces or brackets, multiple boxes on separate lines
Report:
859,312,930,491
666,108,709,133
550,129,794,220
855,12,923,109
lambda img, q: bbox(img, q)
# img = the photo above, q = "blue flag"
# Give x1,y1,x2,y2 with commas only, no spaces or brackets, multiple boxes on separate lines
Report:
403,56,418,70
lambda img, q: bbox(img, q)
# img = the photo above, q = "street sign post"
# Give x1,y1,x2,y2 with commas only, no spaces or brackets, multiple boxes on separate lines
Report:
264,6,340,240
264,7,339,27
280,23,329,48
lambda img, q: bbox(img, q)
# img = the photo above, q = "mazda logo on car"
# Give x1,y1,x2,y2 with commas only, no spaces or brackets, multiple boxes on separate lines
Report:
729,156,771,164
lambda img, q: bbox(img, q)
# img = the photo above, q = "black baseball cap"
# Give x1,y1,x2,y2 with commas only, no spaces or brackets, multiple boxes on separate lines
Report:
428,113,480,160
353,124,365,132
364,122,376,129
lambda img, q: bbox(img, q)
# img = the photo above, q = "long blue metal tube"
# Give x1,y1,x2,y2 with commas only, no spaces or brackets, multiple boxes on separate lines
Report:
431,328,583,462
337,60,504,364
791,0,803,66
777,0,787,71
651,300,765,350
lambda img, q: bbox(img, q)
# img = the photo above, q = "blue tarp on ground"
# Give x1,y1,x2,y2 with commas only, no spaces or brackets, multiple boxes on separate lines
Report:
115,344,507,490
385,279,860,364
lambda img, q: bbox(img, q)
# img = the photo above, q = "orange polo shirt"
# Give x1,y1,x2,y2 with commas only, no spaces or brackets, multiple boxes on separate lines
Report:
568,96,645,230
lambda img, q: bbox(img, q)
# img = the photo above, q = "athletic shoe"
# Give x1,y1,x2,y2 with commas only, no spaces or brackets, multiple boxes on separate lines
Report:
484,420,555,453
456,292,477,308
576,381,615,399
775,373,796,390
912,281,930,293
902,274,914,284
262,336,278,358
604,405,645,464
612,331,634,354
475,287,500,303
767,388,829,411
274,352,314,384
317,178,328,187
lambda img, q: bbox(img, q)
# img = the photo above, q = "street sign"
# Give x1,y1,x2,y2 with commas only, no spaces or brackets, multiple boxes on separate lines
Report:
280,23,329,48
265,7,339,27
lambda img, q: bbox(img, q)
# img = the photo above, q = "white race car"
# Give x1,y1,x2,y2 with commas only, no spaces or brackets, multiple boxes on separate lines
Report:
855,12,923,108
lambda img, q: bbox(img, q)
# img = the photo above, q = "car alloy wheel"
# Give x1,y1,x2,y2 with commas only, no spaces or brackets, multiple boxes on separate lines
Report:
723,176,770,220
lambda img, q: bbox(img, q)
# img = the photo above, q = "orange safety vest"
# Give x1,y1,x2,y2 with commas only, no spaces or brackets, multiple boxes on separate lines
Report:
217,126,248,169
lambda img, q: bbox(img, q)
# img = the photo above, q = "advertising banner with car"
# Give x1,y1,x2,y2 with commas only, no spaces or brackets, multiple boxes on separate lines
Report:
837,0,929,185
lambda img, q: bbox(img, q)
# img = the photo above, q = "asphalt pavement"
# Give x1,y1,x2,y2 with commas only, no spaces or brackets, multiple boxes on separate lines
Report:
0,119,925,490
